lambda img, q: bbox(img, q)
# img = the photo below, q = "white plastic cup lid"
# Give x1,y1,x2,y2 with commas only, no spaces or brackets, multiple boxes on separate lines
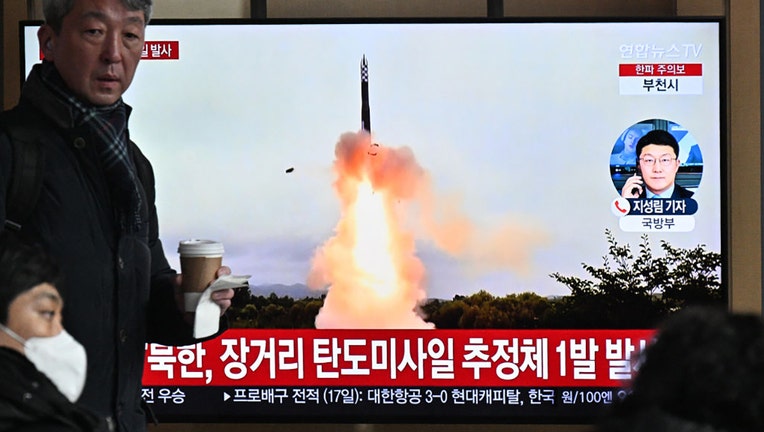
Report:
178,239,224,257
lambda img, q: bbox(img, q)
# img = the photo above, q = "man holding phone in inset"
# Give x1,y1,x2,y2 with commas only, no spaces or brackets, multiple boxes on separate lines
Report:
620,129,695,199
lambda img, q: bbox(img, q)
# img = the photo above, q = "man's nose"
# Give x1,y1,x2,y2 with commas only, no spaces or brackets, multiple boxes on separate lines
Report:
52,319,64,336
101,32,123,64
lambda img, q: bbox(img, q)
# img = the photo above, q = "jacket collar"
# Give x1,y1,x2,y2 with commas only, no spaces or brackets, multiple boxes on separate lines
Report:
21,62,132,130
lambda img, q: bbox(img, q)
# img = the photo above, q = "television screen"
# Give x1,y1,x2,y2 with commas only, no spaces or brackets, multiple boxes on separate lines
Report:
21,18,724,424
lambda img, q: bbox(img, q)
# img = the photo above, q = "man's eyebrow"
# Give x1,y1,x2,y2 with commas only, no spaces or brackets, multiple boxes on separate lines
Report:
34,291,62,304
80,10,145,26
80,10,107,21
126,16,146,25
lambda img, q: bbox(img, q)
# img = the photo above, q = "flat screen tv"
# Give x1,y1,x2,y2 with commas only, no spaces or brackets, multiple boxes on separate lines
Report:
21,18,724,424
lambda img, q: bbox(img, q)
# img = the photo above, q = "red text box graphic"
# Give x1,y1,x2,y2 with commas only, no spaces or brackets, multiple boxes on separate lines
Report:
619,63,702,76
143,329,655,388
141,41,180,60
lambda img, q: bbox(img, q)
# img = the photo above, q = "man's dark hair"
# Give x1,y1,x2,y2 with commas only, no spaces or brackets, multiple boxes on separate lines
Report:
636,129,680,159
0,231,62,324
597,306,764,432
42,0,153,34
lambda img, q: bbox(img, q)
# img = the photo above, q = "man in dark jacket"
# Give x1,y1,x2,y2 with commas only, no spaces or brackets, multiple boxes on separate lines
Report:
0,1,235,431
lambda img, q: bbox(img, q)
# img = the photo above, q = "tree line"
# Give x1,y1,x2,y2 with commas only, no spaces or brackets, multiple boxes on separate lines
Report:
228,230,723,329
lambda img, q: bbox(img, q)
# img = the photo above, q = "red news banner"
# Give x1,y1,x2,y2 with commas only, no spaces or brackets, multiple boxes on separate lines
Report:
618,63,702,76
140,41,179,60
143,329,655,388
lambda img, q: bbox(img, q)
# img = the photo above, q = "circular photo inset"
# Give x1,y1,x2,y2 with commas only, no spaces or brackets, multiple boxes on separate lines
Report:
610,119,703,199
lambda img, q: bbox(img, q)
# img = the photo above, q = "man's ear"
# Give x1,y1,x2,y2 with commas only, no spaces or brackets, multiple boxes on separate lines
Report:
37,25,56,61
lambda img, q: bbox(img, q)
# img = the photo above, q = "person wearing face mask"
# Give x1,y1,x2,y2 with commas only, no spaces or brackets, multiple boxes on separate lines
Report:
0,230,99,431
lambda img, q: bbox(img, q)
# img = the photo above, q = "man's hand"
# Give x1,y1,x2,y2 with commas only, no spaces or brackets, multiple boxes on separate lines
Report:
210,266,234,316
621,174,643,198
174,266,235,317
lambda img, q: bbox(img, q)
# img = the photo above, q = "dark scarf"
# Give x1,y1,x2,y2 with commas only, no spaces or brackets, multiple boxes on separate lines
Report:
38,61,145,234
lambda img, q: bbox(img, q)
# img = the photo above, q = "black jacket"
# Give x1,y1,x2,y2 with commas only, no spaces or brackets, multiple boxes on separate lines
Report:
0,347,100,432
0,64,224,432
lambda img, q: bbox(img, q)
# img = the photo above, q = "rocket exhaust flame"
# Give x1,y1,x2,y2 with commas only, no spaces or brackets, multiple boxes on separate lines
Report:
308,132,434,329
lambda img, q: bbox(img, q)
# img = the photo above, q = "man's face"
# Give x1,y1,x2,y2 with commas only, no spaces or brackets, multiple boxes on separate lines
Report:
5,283,63,344
38,0,145,106
639,144,680,195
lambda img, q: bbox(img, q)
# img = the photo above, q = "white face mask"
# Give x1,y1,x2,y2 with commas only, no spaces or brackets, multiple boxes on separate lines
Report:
1,324,87,403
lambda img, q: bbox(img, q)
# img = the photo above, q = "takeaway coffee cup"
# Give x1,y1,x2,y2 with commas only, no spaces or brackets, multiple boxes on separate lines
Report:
178,240,224,309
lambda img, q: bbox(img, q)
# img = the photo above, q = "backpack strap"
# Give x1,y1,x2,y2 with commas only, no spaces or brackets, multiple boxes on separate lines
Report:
1,107,46,231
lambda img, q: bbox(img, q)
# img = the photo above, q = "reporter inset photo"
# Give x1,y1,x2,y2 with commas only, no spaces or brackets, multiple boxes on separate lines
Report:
610,119,703,199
